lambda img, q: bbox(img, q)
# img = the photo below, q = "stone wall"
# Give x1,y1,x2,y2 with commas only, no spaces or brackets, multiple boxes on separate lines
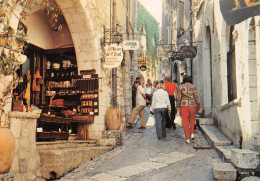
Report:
2,0,135,142
191,0,260,149
9,112,41,181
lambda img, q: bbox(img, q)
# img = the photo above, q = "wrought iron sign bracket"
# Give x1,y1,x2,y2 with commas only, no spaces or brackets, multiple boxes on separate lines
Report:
101,24,123,47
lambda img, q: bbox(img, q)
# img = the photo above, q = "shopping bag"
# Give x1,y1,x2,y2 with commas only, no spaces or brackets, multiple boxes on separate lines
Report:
146,114,155,127
174,113,182,127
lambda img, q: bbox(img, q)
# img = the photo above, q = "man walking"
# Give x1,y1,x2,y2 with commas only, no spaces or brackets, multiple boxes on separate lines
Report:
164,76,178,129
132,77,141,109
127,80,147,129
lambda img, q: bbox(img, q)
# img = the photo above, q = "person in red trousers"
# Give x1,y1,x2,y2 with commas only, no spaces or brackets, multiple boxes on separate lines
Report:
177,76,203,144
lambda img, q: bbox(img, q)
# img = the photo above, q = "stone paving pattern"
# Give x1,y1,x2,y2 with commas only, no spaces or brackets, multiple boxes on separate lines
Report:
57,114,223,181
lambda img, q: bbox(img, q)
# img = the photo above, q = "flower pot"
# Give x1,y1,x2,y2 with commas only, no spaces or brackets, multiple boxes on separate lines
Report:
105,107,122,130
0,126,15,174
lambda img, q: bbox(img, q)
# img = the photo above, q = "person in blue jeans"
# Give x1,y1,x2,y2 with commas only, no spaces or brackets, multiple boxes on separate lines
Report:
150,83,171,140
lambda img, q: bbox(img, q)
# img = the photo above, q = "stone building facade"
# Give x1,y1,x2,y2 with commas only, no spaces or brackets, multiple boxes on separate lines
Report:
1,0,138,139
163,0,260,150
161,0,189,83
0,0,138,179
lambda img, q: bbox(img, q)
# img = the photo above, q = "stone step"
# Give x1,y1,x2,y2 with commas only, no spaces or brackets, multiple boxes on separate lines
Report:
231,149,260,170
200,125,232,147
213,162,237,181
215,145,238,163
36,140,97,150
252,135,260,153
197,118,214,125
39,146,114,179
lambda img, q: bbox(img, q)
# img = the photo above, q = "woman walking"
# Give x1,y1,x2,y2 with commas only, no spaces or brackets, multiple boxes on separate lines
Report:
150,83,171,140
177,76,203,144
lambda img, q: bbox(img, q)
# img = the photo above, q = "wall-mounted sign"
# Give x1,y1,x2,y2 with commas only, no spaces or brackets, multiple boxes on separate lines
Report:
123,41,139,50
220,0,260,25
157,47,170,58
138,56,147,67
157,46,164,58
140,65,147,71
180,46,197,59
103,44,123,69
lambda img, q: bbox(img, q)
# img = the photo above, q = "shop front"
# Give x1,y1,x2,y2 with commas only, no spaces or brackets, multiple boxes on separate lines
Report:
11,0,104,142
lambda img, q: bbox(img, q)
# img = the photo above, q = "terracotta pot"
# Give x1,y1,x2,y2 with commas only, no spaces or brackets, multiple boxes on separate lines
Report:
105,107,122,130
0,126,15,174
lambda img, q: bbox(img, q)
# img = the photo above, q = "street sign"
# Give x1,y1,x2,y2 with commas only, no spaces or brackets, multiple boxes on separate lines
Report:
140,65,147,71
123,40,139,50
180,46,197,59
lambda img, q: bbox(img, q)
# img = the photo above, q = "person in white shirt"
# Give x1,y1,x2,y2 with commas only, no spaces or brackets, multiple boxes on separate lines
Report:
127,81,147,129
150,83,171,140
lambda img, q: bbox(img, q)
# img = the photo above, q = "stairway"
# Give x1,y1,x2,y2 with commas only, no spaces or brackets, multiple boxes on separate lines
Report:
197,118,260,180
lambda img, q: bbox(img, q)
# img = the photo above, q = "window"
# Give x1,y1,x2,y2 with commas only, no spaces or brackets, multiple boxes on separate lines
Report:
227,26,237,102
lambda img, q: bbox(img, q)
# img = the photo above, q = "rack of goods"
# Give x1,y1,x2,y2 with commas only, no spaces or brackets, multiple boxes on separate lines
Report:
37,62,99,141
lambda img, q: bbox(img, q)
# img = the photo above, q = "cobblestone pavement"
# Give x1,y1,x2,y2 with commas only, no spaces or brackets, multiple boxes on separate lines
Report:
58,108,222,181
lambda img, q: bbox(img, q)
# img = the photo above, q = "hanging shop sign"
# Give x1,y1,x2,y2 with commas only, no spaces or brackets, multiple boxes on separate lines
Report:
123,40,139,50
157,47,170,58
219,0,260,25
140,65,147,71
157,46,164,58
180,46,197,59
138,56,147,67
103,44,123,68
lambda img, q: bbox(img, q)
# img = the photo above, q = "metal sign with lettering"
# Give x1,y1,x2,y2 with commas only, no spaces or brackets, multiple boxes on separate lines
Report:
220,0,260,25
103,44,123,69
138,56,147,67
123,41,139,50
180,46,197,59
157,47,170,58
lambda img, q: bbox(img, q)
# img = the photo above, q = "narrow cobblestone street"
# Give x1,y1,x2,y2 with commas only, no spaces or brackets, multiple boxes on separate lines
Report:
58,109,222,181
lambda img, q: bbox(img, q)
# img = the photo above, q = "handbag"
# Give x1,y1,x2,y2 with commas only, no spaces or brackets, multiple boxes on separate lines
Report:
174,113,182,127
146,114,155,127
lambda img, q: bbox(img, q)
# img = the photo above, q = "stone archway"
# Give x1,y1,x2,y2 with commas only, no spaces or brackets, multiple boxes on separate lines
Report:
55,0,101,71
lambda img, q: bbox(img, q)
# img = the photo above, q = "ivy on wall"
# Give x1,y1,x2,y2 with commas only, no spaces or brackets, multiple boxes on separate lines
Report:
137,1,159,63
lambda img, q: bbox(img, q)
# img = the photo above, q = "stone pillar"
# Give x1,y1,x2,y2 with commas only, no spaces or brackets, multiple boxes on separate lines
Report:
9,112,42,181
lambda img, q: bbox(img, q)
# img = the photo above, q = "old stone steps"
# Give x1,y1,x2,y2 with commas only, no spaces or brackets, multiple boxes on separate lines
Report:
36,138,116,180
200,124,233,147
197,118,260,180
215,145,238,163
36,140,97,150
38,145,114,179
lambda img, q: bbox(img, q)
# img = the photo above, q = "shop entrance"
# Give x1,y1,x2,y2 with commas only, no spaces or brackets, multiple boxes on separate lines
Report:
11,1,100,141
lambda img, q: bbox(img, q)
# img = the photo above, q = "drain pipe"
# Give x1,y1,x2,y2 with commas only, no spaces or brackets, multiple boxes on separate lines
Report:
111,0,117,107
188,0,193,80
